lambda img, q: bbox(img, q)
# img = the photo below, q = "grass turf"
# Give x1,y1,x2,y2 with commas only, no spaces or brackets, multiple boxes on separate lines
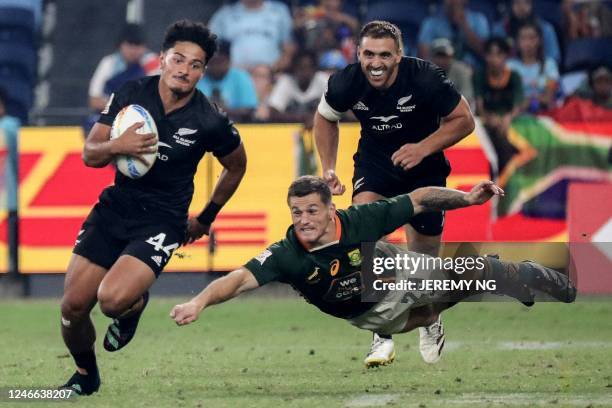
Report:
1,297,611,407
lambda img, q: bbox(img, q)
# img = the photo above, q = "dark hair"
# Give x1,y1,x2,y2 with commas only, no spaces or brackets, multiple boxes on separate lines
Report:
484,36,511,54
359,20,403,52
117,23,146,46
216,39,231,57
292,50,319,73
287,176,332,206
162,20,218,64
516,21,545,74
0,86,7,105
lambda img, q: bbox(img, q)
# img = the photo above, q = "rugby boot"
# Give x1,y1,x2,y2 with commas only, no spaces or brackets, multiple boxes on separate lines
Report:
59,370,100,396
419,315,445,364
364,333,395,367
103,291,149,352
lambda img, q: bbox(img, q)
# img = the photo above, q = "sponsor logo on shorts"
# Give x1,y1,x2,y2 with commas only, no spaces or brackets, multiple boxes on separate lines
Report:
151,255,163,267
352,101,369,111
255,249,273,265
397,94,416,112
353,177,365,191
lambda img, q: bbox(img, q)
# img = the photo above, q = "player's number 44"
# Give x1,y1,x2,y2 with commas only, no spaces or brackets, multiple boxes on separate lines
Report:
146,233,179,256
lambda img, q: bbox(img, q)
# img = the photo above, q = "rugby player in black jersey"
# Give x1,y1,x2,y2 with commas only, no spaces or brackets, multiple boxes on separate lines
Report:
314,20,476,366
170,177,575,368
58,20,247,395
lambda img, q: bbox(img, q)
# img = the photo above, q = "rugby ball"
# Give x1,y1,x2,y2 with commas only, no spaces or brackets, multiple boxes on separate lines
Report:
110,104,158,179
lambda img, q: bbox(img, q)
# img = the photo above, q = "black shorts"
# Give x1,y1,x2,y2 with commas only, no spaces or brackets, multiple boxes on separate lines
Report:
352,159,447,236
73,203,184,277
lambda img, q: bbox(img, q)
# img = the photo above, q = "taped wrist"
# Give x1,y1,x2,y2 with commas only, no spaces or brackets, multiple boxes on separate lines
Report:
196,202,222,226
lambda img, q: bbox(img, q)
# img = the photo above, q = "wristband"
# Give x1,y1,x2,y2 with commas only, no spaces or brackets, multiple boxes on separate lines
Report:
196,202,222,225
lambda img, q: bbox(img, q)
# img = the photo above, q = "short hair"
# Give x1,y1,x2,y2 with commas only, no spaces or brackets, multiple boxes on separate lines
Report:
484,36,511,54
162,20,218,64
359,20,403,52
292,50,318,73
117,23,146,46
287,176,332,206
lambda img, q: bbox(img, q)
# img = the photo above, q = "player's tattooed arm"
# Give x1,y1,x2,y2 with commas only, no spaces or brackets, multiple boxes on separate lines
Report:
410,181,504,215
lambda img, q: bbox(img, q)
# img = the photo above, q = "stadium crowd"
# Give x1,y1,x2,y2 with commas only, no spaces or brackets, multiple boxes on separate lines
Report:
0,0,610,128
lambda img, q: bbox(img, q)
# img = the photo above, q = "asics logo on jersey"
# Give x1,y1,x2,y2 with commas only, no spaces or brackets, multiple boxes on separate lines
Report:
352,101,369,111
371,115,399,123
397,95,416,112
353,177,366,191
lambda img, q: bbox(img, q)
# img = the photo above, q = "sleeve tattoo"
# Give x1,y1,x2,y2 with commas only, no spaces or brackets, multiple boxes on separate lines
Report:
419,188,470,212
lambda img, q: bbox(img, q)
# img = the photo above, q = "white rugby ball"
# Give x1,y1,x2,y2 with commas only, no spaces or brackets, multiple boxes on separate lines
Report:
110,104,158,179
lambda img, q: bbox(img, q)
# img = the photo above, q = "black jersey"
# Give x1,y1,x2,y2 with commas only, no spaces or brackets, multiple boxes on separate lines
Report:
244,195,414,319
97,76,241,226
324,57,461,178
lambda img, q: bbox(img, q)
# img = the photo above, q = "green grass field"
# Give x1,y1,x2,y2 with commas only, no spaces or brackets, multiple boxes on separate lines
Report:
1,297,612,407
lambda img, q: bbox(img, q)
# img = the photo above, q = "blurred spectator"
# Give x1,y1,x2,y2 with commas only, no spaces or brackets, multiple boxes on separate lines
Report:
474,37,524,172
0,87,19,224
430,38,475,110
418,0,490,68
492,0,560,63
561,0,611,41
293,0,358,64
250,64,274,121
0,0,42,30
209,0,295,72
508,21,560,113
196,40,257,122
573,65,612,109
319,49,349,73
266,51,329,127
88,24,159,114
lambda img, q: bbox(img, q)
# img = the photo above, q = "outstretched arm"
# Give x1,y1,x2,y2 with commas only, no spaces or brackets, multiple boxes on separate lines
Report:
170,267,259,326
409,181,504,215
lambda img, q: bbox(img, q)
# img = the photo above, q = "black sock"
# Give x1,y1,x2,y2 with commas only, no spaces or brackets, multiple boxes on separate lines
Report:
71,350,98,376
376,333,392,340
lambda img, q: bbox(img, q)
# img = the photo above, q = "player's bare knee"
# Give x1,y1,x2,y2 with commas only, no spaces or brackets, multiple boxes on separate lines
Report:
98,297,125,318
60,296,91,323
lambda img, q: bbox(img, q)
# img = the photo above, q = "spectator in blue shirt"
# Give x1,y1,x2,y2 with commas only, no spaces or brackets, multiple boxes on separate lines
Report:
492,0,561,64
196,40,258,122
418,0,490,68
0,87,20,221
208,0,296,72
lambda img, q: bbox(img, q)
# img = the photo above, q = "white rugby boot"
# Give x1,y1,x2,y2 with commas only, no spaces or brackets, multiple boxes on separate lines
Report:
364,333,395,367
419,316,445,364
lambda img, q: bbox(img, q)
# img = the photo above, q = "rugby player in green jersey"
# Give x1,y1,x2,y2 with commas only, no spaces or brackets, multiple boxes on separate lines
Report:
170,176,576,366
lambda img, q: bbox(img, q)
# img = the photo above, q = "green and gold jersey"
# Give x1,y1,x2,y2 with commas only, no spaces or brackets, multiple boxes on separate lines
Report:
244,195,414,319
